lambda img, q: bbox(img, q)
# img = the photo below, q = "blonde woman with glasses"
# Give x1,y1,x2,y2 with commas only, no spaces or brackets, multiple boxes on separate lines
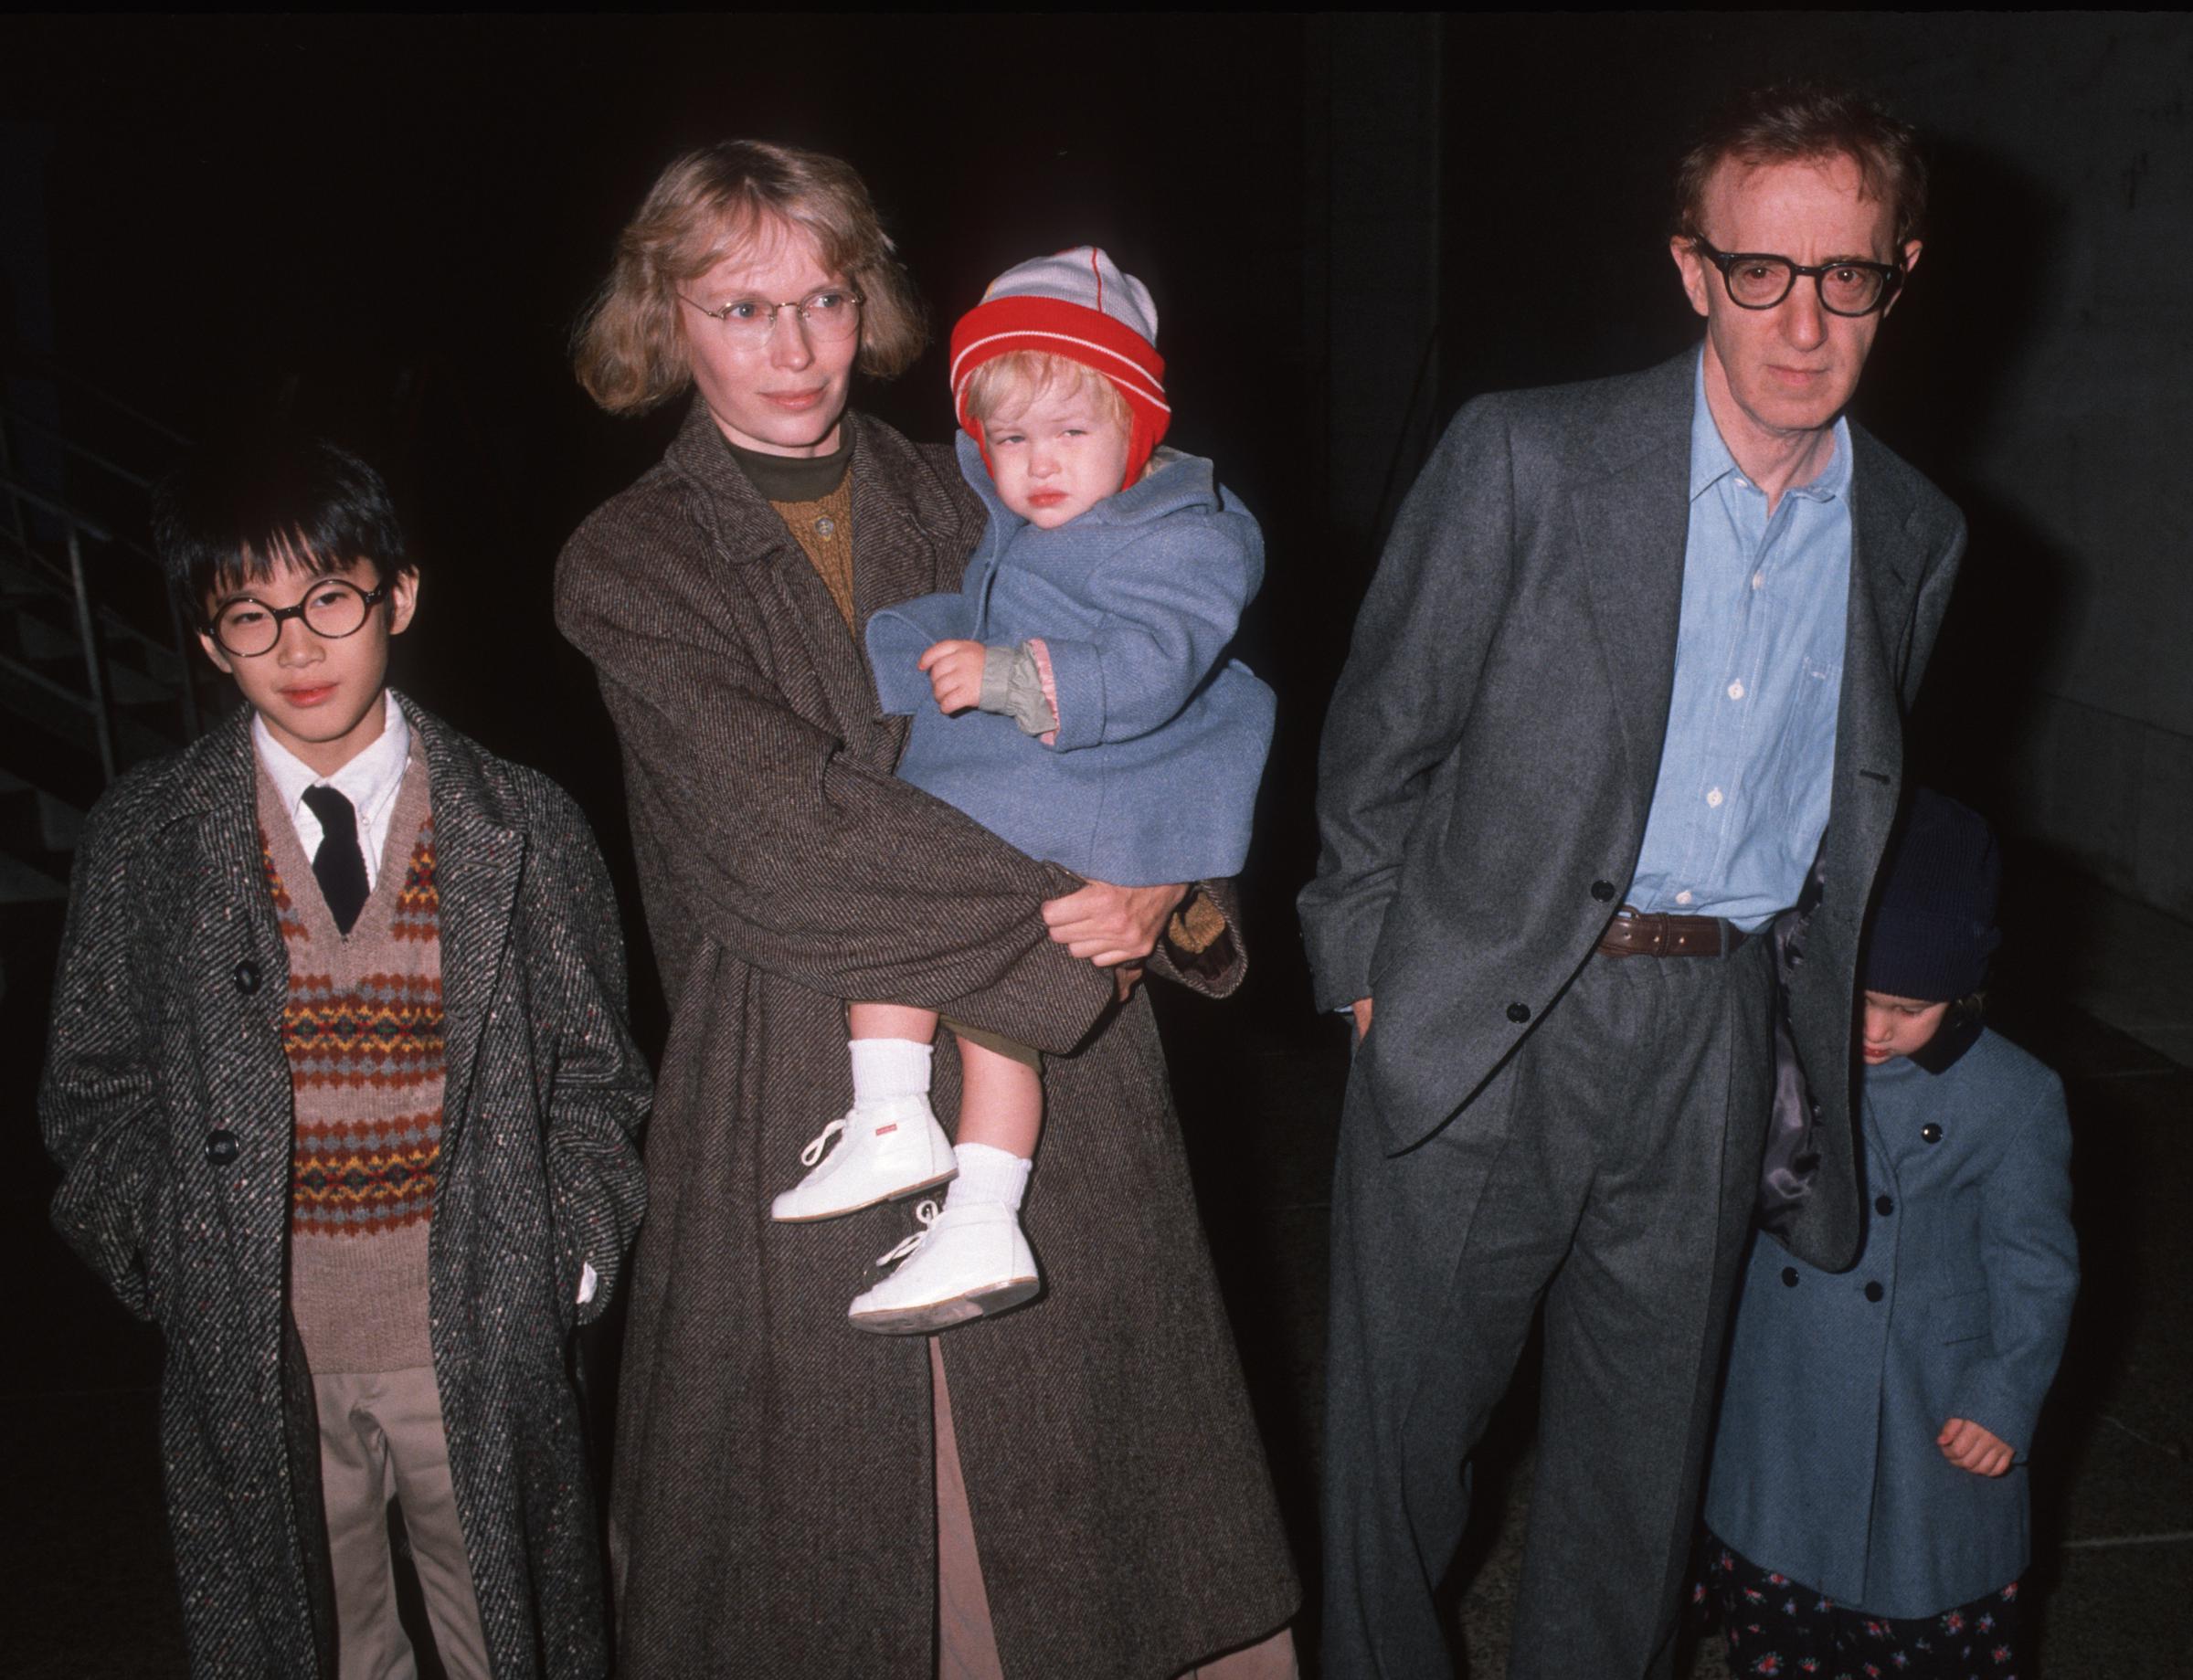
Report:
556,141,1298,1679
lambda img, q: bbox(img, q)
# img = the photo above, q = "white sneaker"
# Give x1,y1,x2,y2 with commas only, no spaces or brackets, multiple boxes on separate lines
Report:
770,1096,958,1222
847,1200,1041,1335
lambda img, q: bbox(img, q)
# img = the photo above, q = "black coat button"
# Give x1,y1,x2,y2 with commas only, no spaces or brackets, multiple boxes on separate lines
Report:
1921,1124,1943,1144
1591,880,1616,902
1780,1266,1799,1287
1875,1195,1895,1217
233,959,261,995
1506,1002,1531,1024
1864,1281,1885,1303
206,1129,238,1166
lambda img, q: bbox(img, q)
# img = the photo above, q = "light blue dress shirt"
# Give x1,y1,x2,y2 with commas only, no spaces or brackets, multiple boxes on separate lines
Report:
1626,354,1853,931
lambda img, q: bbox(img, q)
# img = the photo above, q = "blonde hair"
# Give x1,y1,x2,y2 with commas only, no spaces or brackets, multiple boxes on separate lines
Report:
961,350,1132,431
573,140,927,416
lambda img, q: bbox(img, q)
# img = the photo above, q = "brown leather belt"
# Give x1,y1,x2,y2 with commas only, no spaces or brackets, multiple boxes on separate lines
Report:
1596,909,1748,959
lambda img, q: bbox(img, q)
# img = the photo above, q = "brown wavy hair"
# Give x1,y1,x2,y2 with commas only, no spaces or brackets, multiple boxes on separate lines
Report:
573,141,927,417
1672,83,1928,250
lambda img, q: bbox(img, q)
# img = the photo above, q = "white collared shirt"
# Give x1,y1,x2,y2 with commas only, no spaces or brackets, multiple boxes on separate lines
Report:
252,690,411,889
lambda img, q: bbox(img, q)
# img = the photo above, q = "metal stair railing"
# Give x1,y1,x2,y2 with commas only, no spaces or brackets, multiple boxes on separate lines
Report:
0,379,201,791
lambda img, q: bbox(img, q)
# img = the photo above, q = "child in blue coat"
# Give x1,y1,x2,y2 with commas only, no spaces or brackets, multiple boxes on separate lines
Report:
1700,790,2078,1679
768,247,1276,1334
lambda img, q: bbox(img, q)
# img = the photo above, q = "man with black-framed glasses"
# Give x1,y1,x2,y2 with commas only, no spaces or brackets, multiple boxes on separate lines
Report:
1303,82,1965,1679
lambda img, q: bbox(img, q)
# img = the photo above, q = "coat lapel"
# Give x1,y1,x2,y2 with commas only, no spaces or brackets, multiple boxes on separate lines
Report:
1820,426,1921,903
1570,356,1695,823
1833,429,1921,811
403,701,524,1150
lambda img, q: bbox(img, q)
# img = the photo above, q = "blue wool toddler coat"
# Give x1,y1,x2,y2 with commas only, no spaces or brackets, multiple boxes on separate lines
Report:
866,433,1276,887
1703,1027,2078,1619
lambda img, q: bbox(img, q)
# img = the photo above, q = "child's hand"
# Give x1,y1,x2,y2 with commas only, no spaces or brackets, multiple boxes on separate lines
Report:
919,640,988,714
1938,1417,2015,1476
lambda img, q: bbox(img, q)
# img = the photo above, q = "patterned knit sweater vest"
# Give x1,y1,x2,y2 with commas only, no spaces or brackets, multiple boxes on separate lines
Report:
260,755,443,1375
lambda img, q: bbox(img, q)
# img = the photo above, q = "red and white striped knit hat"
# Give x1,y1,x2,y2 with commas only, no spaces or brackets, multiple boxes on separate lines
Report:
948,247,1171,490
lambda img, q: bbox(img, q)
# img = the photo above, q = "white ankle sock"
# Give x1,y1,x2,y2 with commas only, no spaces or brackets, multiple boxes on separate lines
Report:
850,1038,933,1104
948,1143,1032,1212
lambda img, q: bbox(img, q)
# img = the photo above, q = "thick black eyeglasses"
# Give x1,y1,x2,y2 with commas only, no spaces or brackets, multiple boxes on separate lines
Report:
205,578,390,658
1691,239,1905,317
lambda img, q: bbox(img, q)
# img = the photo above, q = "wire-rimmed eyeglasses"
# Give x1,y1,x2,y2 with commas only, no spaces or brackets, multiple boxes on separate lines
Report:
678,288,863,344
1690,239,1905,317
204,578,390,658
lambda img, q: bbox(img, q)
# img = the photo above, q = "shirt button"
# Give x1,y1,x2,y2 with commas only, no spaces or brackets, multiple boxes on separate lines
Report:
1780,1266,1799,1288
1875,1195,1895,1217
206,1129,239,1167
1727,680,1745,700
1921,1124,1944,1144
1864,1281,1885,1304
233,960,261,995
1506,1002,1531,1024
1752,570,1764,591
1675,890,1693,905
814,515,836,536
1706,788,1724,808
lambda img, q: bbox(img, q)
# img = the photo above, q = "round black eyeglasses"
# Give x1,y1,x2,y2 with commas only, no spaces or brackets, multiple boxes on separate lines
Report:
205,579,390,658
1691,239,1905,317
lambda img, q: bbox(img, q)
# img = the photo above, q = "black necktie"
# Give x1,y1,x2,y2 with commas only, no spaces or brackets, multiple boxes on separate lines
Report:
299,785,369,935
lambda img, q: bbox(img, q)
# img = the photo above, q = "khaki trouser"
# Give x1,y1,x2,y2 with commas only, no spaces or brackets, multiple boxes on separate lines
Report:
314,1367,493,1680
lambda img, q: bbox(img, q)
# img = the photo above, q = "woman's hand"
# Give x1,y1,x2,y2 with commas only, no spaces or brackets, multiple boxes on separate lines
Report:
1937,1417,2015,1477
1043,880,1187,967
919,639,988,714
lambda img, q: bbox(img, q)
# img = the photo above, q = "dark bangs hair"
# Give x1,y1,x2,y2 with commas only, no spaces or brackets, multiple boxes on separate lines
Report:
153,435,409,618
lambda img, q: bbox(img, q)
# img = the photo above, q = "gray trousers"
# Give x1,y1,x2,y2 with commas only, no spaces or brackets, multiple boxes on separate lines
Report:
1322,936,1775,1680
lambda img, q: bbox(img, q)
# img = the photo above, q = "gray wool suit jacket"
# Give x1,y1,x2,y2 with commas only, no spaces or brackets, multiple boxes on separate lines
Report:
1299,349,1965,1273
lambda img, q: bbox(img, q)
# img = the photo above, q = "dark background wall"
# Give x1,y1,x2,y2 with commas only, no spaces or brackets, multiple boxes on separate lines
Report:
5,11,2189,1030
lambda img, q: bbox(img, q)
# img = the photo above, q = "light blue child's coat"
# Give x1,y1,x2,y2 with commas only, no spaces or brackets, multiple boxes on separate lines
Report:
1703,1027,2078,1618
866,433,1276,886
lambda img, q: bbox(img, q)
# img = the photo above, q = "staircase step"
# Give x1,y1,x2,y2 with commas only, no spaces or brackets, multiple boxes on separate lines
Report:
0,849,67,905
0,658,185,778
0,769,85,854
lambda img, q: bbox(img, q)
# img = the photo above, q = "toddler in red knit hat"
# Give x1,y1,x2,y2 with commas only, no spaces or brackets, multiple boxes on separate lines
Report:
770,246,1277,1334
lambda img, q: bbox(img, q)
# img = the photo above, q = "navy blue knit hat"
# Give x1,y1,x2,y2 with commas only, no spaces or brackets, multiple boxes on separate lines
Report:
1863,789,2003,1002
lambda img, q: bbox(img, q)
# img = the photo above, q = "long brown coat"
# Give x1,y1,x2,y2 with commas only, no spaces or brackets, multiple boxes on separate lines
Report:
556,405,1298,1679
39,700,652,1678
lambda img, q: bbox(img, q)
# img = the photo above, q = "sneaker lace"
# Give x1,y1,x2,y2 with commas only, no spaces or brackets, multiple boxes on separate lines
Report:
874,1199,940,1268
798,1117,848,1168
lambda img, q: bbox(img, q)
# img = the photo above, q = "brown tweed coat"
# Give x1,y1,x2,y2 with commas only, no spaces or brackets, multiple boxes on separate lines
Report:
556,405,1298,1679
39,698,652,1679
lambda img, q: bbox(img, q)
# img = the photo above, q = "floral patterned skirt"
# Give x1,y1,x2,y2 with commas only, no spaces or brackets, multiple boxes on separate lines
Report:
1696,1530,2023,1679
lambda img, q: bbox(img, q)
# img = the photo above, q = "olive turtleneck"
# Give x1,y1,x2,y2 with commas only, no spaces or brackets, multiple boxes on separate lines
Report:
724,432,853,502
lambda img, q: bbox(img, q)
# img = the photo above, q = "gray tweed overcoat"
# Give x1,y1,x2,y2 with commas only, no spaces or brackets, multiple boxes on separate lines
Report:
556,405,1298,1679
40,697,652,1679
